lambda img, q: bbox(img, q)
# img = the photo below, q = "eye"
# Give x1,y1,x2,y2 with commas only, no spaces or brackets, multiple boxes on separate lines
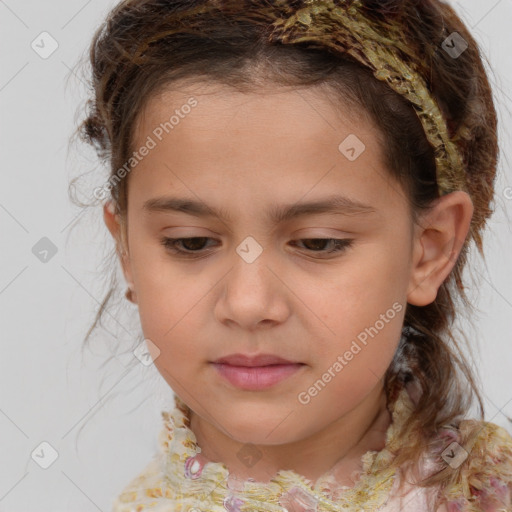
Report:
160,236,354,258
290,238,354,255
160,237,216,255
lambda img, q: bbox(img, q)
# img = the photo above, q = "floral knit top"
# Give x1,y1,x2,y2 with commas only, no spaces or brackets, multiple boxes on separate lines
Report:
112,386,512,512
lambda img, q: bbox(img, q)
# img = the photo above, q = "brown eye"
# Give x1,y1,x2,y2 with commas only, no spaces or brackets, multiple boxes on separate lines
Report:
160,237,216,255
291,238,354,255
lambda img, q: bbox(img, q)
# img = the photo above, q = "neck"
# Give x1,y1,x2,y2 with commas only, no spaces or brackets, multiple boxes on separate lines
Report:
188,383,391,485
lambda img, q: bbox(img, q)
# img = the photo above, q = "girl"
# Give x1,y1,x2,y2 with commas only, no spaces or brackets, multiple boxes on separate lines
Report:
76,0,512,510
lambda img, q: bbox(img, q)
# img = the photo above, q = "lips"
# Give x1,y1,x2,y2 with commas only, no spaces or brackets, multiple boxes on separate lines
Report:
211,353,305,390
213,353,299,367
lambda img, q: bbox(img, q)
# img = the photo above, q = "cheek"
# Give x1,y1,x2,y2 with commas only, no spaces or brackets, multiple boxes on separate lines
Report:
309,243,408,316
126,235,192,350
130,255,218,375
136,277,205,358
300,243,408,367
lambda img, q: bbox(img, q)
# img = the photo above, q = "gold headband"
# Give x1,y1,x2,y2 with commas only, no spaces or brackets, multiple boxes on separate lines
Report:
267,0,466,197
134,0,466,197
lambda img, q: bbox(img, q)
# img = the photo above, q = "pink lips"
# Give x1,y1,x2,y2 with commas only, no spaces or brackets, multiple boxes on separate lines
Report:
211,353,304,390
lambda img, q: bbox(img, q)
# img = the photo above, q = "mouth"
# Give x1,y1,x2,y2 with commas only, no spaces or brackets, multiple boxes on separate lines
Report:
210,353,305,390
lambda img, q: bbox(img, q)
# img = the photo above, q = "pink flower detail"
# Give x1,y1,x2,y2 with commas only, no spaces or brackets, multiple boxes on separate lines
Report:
279,486,318,512
489,477,510,503
473,478,512,512
223,494,244,511
446,498,466,512
184,455,204,479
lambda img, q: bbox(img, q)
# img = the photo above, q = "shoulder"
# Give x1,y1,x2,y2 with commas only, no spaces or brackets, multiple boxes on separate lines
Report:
111,407,192,511
437,418,512,512
110,453,172,511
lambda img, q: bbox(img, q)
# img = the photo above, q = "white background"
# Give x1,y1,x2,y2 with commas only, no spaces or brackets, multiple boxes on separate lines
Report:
1,1,511,510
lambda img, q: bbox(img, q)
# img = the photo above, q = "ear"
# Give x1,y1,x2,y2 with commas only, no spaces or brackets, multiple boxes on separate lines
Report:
407,191,474,306
103,201,137,304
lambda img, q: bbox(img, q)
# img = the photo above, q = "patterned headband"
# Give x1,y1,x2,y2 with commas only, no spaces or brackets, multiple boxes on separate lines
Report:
266,0,467,197
133,0,467,197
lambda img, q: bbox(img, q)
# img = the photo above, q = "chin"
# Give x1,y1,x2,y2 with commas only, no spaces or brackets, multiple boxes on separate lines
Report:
220,412,307,446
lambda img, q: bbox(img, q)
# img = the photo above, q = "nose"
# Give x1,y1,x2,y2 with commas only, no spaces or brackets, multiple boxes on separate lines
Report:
214,247,291,331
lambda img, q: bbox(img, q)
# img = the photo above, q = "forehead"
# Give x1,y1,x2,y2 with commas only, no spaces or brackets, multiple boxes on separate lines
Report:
127,80,406,221
134,79,371,148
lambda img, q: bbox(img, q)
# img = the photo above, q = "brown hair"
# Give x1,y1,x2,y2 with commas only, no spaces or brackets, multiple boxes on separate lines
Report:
72,0,499,501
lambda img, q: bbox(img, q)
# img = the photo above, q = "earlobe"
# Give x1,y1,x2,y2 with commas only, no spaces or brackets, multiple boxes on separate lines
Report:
407,191,473,307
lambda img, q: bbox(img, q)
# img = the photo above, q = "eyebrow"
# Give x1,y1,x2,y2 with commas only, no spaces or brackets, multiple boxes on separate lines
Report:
142,194,378,224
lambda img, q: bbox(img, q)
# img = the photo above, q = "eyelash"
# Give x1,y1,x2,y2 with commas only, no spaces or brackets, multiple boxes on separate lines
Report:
159,237,354,258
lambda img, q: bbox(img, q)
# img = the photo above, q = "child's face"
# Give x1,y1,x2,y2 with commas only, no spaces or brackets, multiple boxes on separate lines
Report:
110,81,419,444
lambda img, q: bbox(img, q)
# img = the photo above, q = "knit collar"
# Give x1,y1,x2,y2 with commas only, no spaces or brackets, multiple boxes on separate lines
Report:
157,388,416,511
